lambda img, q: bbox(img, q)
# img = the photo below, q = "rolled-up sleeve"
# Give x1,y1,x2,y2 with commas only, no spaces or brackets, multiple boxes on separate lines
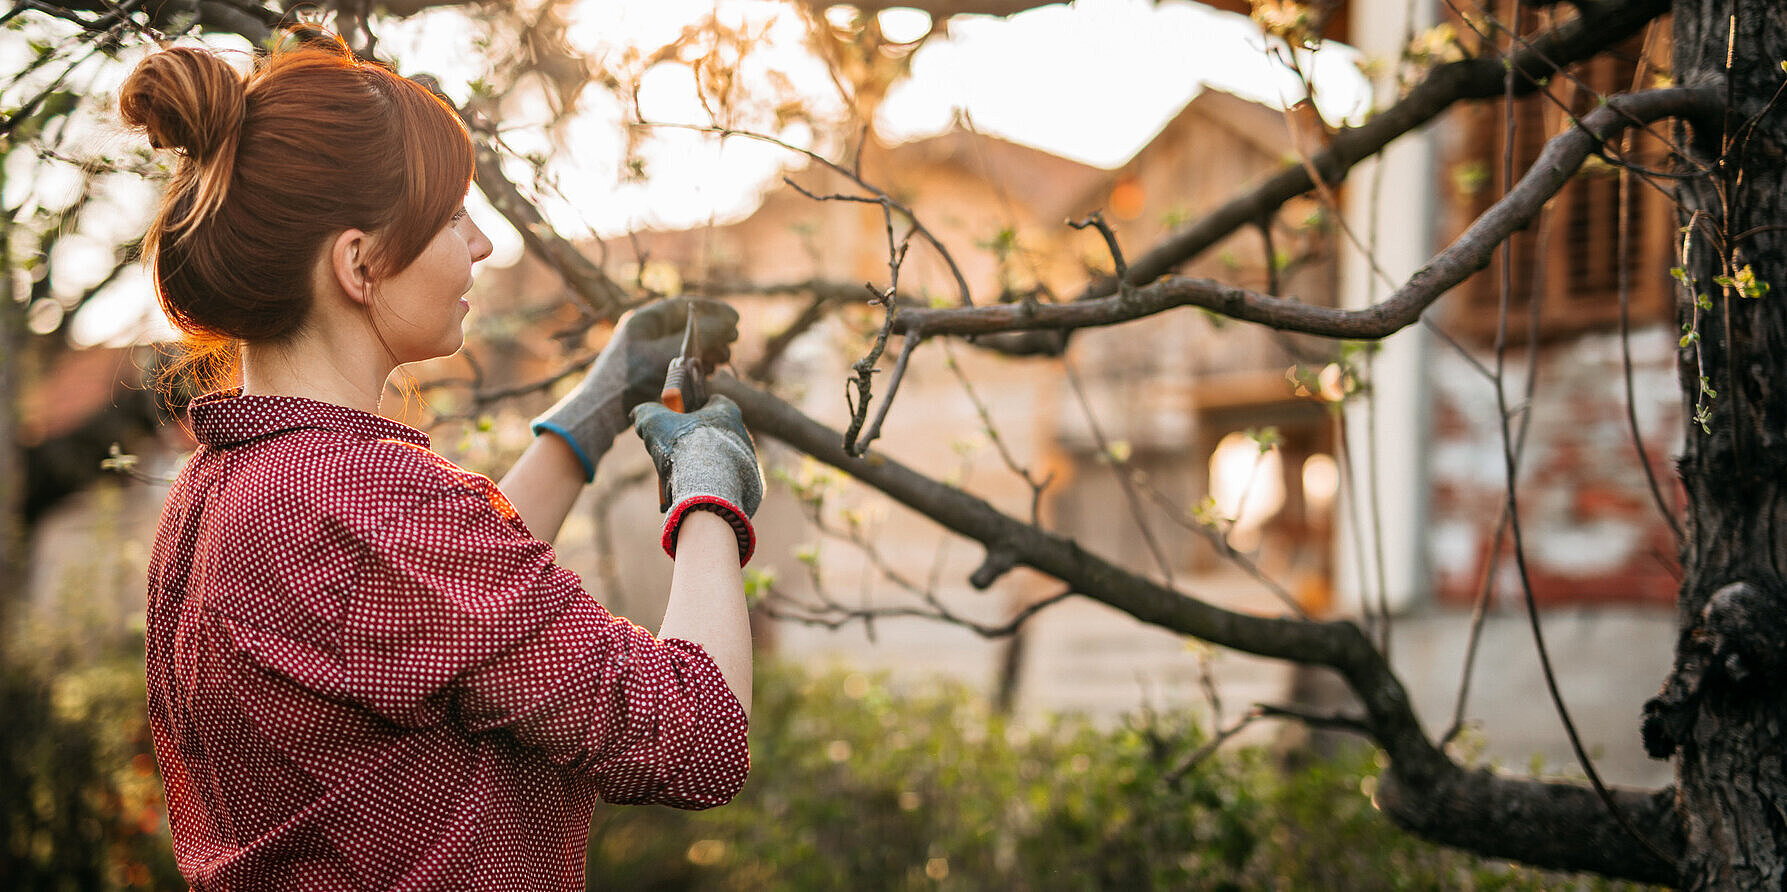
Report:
332,451,749,809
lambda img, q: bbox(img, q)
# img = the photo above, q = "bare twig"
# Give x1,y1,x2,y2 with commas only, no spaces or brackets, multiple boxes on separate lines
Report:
644,120,974,307
939,339,1052,525
470,354,595,405
1615,138,1684,543
831,173,924,457
1163,710,1262,787
587,467,653,604
1257,216,1282,297
1360,349,1392,655
1060,357,1177,585
850,331,919,456
1194,644,1224,725
1057,0,1674,308
840,284,903,455
1442,0,1699,175
462,122,630,318
764,579,1074,639
1068,213,1128,282
1135,481,1310,620
747,293,833,382
1255,702,1374,736
1442,501,1511,746
1484,41,1667,851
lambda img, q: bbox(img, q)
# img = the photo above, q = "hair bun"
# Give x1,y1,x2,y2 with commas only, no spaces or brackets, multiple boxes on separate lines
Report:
119,47,245,160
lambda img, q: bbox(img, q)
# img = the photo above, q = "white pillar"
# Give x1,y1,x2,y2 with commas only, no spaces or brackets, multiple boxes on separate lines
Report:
1334,0,1437,616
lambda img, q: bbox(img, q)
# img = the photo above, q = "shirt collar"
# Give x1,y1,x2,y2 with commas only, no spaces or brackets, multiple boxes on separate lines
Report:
187,389,431,449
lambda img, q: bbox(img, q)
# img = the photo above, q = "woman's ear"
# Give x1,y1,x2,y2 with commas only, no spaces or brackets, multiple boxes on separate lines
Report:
327,229,374,306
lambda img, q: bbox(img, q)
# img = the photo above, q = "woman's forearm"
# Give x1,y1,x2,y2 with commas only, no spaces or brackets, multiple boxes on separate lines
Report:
498,434,587,542
657,511,753,717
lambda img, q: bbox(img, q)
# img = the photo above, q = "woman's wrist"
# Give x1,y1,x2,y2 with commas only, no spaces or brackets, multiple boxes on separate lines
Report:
663,495,755,565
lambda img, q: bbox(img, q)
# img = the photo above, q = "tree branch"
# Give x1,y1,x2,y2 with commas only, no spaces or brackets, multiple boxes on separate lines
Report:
1082,0,1673,301
716,373,1683,883
887,85,1719,342
466,128,631,319
1375,769,1681,885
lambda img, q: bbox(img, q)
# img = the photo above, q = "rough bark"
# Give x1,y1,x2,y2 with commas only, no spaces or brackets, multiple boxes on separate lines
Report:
1639,3,1787,888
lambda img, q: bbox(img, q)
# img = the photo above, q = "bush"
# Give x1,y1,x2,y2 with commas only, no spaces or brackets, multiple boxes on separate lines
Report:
0,624,1660,891
1,657,180,891
587,663,1664,891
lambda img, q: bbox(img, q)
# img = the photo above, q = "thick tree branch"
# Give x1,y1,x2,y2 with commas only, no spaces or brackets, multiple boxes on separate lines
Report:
716,374,1683,882
887,85,1719,342
1376,770,1681,885
1085,0,1673,301
46,0,284,39
466,131,630,319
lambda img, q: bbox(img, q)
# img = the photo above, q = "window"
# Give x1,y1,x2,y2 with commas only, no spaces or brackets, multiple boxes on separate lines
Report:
1444,24,1675,342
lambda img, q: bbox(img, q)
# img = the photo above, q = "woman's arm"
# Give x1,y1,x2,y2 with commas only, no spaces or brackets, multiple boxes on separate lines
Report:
657,510,752,716
497,433,585,542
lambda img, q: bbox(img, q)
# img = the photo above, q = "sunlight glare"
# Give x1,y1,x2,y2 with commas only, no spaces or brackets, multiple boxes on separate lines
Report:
1210,431,1286,551
47,235,113,301
69,267,174,349
876,7,933,44
878,0,1370,169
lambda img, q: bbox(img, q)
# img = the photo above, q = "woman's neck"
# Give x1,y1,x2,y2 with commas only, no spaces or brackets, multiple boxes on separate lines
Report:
240,330,393,415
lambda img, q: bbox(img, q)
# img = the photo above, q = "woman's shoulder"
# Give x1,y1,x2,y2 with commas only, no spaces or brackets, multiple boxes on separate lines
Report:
220,427,494,529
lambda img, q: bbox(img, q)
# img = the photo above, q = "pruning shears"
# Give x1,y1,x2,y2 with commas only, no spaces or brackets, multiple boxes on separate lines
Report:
655,303,708,510
659,302,707,414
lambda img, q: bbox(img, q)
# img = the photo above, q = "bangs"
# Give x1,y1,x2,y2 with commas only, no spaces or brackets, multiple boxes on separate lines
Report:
361,68,476,277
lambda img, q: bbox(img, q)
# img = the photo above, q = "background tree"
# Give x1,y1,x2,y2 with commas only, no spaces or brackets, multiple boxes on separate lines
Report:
3,0,1778,887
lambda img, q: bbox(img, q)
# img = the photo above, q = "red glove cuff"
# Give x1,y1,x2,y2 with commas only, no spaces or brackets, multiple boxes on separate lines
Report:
662,495,756,565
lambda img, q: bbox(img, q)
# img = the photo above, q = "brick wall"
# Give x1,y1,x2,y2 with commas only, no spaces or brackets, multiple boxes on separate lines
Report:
1426,325,1683,607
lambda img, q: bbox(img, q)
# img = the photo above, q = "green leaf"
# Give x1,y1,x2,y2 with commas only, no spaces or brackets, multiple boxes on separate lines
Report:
1733,264,1769,299
99,443,138,474
742,568,775,606
1245,426,1283,454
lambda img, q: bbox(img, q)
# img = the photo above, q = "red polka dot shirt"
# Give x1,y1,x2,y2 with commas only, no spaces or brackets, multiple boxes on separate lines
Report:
145,391,749,891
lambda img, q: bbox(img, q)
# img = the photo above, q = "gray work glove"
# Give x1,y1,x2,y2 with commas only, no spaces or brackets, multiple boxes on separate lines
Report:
632,395,763,565
532,298,739,481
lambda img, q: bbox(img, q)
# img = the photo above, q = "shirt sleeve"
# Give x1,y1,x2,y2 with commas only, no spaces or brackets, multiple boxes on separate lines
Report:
337,448,749,810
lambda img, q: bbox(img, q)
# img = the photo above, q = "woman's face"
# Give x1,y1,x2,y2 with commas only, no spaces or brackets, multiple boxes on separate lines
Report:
372,207,493,364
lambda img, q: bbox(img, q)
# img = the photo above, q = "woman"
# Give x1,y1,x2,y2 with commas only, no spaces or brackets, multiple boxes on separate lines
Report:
121,30,759,891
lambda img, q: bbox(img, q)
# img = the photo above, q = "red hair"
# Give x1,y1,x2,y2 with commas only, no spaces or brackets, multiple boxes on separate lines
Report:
119,30,474,395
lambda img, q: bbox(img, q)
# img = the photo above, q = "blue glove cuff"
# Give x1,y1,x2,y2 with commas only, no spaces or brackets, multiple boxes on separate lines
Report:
531,419,597,483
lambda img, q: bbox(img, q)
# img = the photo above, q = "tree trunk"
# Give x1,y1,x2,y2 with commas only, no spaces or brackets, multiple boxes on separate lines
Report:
1642,3,1787,888
0,184,23,658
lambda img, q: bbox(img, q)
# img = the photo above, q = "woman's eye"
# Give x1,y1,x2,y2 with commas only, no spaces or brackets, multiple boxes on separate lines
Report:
450,207,469,223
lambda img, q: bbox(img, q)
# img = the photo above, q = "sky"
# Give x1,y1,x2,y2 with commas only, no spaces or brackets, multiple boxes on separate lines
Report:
382,0,1370,243
10,0,1371,346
